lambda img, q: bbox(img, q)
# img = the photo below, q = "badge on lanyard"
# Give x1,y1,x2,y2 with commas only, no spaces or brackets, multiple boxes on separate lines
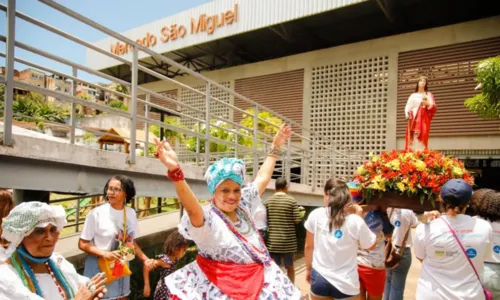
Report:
434,246,446,258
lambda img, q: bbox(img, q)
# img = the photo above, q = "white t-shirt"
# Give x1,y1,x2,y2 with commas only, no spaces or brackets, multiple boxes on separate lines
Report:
484,219,500,264
0,253,88,300
80,203,139,251
388,208,418,247
304,208,376,295
414,215,492,300
252,197,268,230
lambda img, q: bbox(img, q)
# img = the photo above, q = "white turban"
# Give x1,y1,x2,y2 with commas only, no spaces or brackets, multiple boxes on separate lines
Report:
1,202,66,261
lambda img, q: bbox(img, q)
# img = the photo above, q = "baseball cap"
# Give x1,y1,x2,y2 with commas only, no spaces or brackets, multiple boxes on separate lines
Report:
440,179,472,206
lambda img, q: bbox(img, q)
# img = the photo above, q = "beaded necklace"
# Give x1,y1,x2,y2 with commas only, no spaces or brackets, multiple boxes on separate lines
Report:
45,261,68,300
211,205,271,266
12,246,75,299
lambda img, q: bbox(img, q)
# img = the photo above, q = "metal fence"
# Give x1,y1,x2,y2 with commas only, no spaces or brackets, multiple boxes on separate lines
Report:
49,193,184,236
0,0,366,192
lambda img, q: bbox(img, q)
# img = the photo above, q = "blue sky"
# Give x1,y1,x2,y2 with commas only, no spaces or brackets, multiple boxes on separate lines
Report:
0,0,211,83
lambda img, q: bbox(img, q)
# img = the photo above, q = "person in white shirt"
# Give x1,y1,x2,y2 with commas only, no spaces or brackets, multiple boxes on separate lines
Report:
414,179,493,300
79,175,155,299
467,188,500,298
305,178,378,300
383,207,418,300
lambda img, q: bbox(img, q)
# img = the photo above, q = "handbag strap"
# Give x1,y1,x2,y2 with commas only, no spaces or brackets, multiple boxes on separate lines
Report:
389,208,411,254
439,217,482,283
122,206,127,243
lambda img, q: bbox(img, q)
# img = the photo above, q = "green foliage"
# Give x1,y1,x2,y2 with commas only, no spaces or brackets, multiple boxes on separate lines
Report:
140,117,185,156
83,132,96,144
107,99,128,111
465,56,500,120
0,91,68,124
185,109,283,153
149,117,185,141
240,108,283,136
186,120,236,153
115,84,129,96
77,93,91,101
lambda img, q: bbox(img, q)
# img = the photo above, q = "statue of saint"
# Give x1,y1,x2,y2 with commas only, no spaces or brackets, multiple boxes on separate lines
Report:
405,76,437,150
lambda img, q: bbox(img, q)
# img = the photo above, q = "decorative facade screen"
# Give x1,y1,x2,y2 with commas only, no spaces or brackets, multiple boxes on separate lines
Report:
309,56,389,186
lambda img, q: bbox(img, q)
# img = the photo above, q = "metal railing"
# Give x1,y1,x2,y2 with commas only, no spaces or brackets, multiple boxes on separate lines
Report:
0,0,366,190
49,193,185,235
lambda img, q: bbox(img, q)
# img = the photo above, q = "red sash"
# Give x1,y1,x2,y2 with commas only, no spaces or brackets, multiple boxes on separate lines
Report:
196,254,264,300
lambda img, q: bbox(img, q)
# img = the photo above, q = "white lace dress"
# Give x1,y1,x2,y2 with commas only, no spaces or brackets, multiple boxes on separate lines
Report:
165,183,301,299
0,253,88,299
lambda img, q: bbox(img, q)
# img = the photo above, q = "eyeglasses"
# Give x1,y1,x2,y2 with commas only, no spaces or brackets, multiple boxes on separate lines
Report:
107,187,123,194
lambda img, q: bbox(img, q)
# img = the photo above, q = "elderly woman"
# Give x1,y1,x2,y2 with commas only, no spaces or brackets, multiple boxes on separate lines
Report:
0,201,106,300
79,175,154,300
154,124,301,299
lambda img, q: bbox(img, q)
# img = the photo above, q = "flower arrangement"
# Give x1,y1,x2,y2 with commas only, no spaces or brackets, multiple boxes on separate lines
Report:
354,149,474,206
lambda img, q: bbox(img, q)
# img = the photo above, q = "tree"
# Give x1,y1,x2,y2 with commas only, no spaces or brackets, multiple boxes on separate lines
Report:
186,119,237,153
185,109,283,154
465,56,500,120
107,99,128,111
239,108,283,148
143,117,185,156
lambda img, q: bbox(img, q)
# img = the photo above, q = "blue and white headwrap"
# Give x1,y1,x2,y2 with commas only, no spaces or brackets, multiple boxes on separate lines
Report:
205,158,245,195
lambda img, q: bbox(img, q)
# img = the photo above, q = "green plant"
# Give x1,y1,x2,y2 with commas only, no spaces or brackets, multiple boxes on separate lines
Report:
107,99,128,111
83,132,96,144
186,120,236,153
185,109,283,153
149,116,185,142
465,56,500,120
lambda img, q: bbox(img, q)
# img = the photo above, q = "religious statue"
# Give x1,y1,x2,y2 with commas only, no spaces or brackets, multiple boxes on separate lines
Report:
405,76,437,150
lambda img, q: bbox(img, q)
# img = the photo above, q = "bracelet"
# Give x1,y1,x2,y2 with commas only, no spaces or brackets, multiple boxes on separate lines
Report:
268,146,281,157
167,166,184,182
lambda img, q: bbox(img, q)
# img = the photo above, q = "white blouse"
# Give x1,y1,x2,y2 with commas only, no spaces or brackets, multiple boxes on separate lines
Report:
0,253,88,300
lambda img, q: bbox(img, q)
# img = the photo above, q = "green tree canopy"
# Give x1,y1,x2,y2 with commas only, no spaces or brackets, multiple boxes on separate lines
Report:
185,108,283,153
465,56,500,120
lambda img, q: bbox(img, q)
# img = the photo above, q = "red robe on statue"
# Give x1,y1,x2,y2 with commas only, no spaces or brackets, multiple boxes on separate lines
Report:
405,92,437,150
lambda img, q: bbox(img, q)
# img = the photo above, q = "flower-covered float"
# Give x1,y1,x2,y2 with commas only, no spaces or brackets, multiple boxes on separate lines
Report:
354,149,474,211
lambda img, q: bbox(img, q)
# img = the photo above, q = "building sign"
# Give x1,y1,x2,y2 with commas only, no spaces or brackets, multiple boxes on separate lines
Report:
110,4,239,56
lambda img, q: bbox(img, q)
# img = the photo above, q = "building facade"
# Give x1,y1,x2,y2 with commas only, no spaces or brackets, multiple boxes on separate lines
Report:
88,1,500,189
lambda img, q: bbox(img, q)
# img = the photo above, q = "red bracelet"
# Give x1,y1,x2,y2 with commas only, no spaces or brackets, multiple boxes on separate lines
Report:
167,166,184,182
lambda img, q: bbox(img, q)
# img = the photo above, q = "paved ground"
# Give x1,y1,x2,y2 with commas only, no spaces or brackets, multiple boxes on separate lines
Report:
293,229,422,299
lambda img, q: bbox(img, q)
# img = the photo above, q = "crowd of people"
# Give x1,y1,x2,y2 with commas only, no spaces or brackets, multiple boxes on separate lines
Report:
0,123,499,300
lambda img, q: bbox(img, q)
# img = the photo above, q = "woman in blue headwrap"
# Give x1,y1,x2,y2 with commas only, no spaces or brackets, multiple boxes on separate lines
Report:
154,124,301,300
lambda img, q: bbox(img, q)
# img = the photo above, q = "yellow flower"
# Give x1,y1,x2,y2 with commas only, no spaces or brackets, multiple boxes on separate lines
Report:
396,182,406,192
452,167,464,176
357,165,366,175
372,156,380,163
369,152,374,157
408,184,417,193
369,181,386,191
389,159,400,170
414,160,426,171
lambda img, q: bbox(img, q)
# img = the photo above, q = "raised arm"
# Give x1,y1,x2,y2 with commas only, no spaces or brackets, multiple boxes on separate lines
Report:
155,138,204,228
253,124,292,195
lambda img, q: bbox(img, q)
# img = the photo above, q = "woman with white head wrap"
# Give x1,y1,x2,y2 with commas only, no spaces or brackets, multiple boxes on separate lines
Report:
154,124,302,300
0,201,107,300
